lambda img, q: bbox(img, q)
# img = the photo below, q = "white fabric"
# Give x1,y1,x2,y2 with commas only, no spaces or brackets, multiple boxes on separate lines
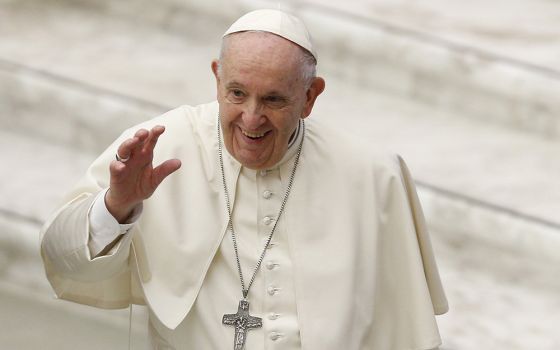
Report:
223,9,318,60
88,189,140,257
148,160,302,349
41,101,448,350
88,125,304,348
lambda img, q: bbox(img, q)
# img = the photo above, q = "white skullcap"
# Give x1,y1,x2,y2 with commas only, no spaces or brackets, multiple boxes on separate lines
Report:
223,9,317,61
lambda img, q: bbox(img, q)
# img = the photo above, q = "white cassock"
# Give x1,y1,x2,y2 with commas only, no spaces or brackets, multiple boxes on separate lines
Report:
41,101,448,350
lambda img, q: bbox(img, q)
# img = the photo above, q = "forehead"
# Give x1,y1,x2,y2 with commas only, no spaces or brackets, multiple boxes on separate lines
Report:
220,32,303,90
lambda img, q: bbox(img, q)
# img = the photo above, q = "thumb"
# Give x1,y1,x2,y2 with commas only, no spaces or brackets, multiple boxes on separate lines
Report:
152,159,182,188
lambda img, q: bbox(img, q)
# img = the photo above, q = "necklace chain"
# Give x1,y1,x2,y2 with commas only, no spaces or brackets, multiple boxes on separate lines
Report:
218,117,305,299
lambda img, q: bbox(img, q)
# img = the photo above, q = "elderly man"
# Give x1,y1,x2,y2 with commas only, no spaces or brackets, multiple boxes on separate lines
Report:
41,9,448,350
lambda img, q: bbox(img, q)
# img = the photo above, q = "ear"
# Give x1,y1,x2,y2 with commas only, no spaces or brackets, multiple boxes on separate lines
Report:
211,59,221,99
211,59,220,81
302,77,326,118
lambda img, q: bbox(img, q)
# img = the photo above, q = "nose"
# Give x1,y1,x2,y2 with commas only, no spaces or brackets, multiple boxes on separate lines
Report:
242,99,265,129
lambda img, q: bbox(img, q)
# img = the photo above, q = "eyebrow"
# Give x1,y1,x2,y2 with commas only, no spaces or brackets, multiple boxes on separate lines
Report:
225,81,245,89
225,82,288,98
264,90,286,97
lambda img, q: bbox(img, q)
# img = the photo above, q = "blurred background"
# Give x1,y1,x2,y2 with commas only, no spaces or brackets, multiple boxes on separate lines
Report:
1,0,559,348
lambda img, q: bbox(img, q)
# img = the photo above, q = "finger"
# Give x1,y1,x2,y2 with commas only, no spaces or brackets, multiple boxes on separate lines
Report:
134,128,150,140
131,128,150,155
143,125,166,153
120,128,151,162
109,159,129,183
115,128,149,160
152,159,182,187
116,137,141,161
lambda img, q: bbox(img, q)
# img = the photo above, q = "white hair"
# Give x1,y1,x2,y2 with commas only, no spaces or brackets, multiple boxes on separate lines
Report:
217,31,317,89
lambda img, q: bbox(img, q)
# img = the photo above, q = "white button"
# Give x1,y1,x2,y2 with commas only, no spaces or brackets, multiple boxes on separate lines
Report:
268,313,280,320
266,261,277,270
263,190,273,199
269,332,282,341
267,286,279,296
262,216,273,225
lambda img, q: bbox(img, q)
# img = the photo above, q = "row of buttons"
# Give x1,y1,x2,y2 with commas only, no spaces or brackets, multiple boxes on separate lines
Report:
268,284,282,342
260,177,284,344
258,166,289,344
262,190,274,230
266,234,281,340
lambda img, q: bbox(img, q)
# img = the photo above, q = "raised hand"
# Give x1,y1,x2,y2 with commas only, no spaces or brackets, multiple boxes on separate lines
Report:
105,125,181,223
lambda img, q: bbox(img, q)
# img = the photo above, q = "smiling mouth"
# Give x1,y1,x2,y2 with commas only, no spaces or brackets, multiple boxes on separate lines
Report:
242,129,269,140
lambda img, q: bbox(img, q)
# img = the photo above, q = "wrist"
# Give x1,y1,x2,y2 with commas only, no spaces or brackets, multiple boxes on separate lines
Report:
104,190,138,224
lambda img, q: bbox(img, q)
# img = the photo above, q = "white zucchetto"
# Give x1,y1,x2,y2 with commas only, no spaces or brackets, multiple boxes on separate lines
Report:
223,9,317,61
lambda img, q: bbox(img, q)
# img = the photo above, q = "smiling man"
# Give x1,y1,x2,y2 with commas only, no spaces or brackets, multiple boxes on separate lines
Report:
41,9,448,350
213,29,324,170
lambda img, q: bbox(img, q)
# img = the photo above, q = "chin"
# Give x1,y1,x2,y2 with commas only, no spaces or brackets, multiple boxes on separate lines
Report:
238,155,275,170
233,147,277,170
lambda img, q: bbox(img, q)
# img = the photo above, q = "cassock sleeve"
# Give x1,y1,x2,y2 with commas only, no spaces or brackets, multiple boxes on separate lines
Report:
40,127,147,309
40,191,137,309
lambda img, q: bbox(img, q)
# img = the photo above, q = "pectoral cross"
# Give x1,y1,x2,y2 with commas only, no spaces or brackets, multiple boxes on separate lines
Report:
222,299,262,350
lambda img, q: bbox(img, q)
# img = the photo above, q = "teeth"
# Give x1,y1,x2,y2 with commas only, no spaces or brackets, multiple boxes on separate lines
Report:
242,130,266,138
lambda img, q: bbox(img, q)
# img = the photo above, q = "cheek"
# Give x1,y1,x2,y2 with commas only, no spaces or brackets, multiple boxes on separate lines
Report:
275,112,301,136
219,104,239,125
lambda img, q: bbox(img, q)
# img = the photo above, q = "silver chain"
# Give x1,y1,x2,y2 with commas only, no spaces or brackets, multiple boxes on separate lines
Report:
217,117,304,300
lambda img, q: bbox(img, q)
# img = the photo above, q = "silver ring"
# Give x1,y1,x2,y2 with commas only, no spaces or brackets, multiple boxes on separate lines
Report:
116,153,130,162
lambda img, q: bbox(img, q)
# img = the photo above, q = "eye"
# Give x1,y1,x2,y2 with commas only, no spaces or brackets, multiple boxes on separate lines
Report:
264,95,287,107
226,89,246,103
266,96,281,102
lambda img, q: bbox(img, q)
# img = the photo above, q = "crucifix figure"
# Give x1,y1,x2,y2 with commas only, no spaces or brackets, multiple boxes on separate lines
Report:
222,299,262,350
